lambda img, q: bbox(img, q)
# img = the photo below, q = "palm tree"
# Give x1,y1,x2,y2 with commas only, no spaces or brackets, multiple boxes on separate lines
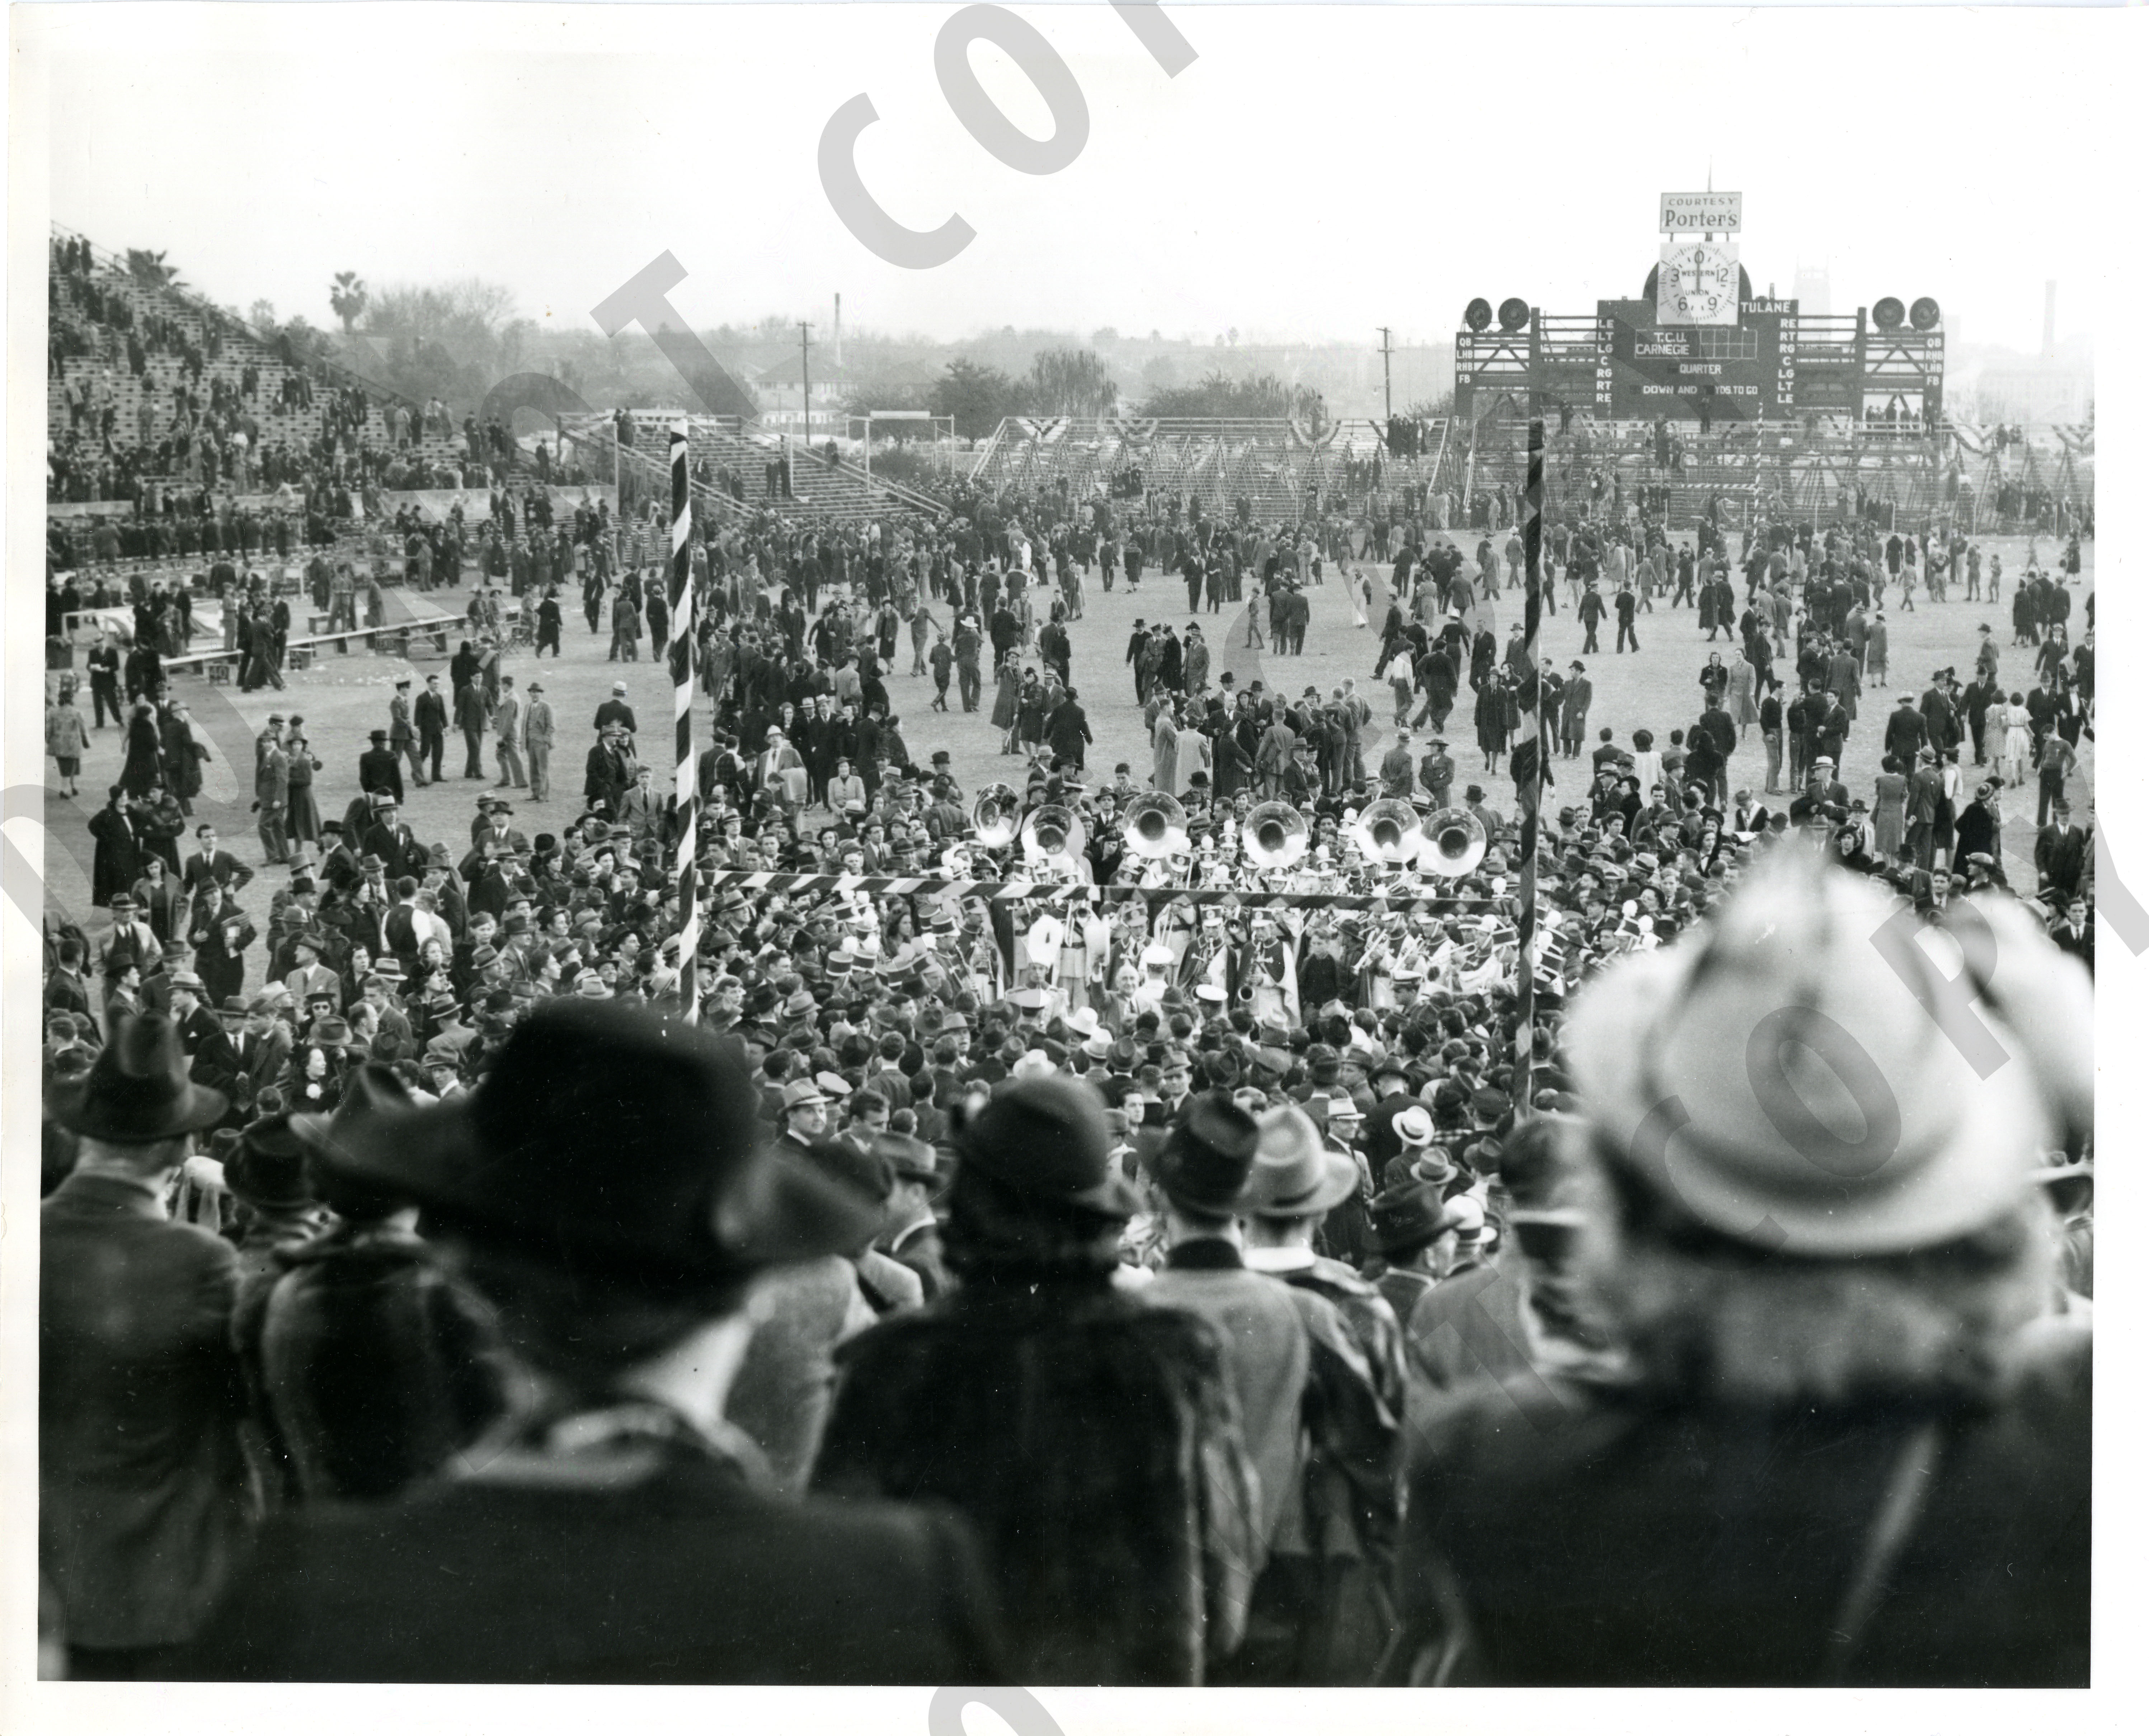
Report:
329,270,369,333
124,248,183,291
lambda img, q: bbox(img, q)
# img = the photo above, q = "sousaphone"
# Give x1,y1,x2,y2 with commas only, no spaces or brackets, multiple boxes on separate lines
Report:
1020,804,1086,867
1242,800,1311,869
1123,791,1189,859
1350,798,1423,866
1416,806,1488,877
970,782,1022,850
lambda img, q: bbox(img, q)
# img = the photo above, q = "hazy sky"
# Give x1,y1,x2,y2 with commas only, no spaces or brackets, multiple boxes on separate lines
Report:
21,3,2131,356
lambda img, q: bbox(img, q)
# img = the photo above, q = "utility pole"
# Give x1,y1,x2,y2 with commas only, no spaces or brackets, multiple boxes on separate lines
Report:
1378,326,1395,426
797,321,815,451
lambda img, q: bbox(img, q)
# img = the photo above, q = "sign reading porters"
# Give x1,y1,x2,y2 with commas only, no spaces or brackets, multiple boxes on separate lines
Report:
1660,191,1742,234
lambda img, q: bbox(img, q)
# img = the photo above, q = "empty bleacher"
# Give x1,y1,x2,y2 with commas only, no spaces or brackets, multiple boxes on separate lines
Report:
964,416,1453,526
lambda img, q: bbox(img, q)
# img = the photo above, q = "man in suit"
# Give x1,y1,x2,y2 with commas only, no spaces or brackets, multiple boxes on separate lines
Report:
177,1004,1003,1684
468,796,531,858
2051,895,2093,975
594,679,637,737
358,729,403,806
42,1014,251,1677
1043,686,1094,772
255,731,291,866
166,970,243,1103
414,672,449,784
390,678,428,789
875,1134,950,1301
523,680,555,803
1952,778,2002,878
493,674,528,790
180,824,254,904
231,997,292,1113
1918,670,1959,758
2036,799,2090,900
361,794,427,885
585,723,634,816
454,678,490,780
1882,690,1928,767
99,891,167,1014
281,931,342,1010
1904,748,1945,870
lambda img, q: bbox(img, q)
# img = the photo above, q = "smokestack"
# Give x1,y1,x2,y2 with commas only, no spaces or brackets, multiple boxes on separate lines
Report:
834,292,843,369
2043,281,2056,359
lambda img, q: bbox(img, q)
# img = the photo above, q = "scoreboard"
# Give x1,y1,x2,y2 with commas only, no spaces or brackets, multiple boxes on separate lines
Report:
1593,298,1801,421
1455,298,1932,426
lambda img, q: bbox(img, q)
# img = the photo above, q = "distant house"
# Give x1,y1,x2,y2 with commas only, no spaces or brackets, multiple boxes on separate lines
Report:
754,354,851,442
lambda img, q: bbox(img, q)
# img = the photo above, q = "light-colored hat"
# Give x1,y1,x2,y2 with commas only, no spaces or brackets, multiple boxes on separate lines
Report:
1244,1104,1360,1219
1395,1105,1435,1147
1563,850,2087,1255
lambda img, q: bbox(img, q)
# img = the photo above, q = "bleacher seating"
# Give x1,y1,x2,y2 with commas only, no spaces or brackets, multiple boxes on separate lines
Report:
560,413,944,525
965,417,1452,526
47,230,475,508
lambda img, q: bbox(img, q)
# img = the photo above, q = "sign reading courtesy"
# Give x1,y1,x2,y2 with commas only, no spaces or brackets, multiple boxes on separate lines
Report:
1660,191,1742,234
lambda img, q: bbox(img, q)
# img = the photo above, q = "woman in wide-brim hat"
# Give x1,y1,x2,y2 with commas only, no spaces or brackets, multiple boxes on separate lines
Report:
814,1074,1260,1685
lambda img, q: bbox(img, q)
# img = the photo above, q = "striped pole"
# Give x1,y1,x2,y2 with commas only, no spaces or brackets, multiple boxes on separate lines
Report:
1511,417,1547,1106
670,420,699,1022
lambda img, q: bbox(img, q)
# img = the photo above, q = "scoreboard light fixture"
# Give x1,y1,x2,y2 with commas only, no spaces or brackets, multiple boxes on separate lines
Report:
1497,298,1531,332
1464,298,1493,332
1909,297,1941,332
1872,297,1906,331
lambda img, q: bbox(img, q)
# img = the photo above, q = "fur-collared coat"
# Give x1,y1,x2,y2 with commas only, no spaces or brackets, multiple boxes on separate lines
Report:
812,1278,1259,1685
244,1223,508,1503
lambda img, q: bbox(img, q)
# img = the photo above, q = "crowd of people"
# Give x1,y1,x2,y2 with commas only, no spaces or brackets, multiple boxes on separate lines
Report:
38,401,2100,1688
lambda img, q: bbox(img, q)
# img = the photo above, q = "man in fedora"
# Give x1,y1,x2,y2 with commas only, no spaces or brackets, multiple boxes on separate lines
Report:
180,999,1006,1683
772,1076,831,1163
1138,1093,1378,1684
1169,1099,1401,1682
166,970,241,1111
42,1013,251,1677
1246,1104,1407,1423
1362,1182,1452,1326
875,1132,949,1301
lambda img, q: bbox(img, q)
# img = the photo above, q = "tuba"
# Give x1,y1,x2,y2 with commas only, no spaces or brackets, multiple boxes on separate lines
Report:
970,782,1022,850
1020,803,1085,867
1351,798,1423,866
1123,791,1189,859
1242,800,1311,869
1417,806,1488,877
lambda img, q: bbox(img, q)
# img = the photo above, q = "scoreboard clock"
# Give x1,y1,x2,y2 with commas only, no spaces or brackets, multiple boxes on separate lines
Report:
1657,242,1738,326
